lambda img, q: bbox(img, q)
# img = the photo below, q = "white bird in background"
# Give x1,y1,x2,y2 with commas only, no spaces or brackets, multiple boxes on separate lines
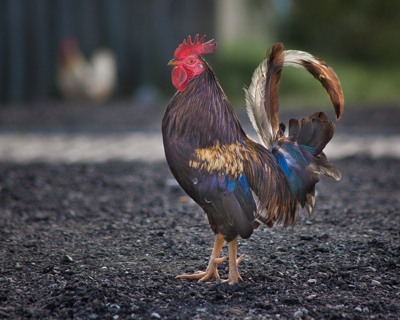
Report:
56,37,117,103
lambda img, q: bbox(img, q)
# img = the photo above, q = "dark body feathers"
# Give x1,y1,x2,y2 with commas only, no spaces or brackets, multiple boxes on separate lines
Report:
163,49,341,243
163,58,258,241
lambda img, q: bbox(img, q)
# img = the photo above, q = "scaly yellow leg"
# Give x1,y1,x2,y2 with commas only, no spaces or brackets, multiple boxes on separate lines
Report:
176,233,227,282
223,237,244,284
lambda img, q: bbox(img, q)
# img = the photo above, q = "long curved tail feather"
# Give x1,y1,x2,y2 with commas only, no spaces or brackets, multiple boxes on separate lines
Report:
245,43,344,150
245,44,284,149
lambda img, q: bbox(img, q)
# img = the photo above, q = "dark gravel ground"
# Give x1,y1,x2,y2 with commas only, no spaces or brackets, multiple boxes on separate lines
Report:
1,157,400,320
0,102,400,319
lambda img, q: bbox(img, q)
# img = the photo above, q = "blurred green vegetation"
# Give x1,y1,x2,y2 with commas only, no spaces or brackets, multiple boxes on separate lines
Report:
214,1,400,110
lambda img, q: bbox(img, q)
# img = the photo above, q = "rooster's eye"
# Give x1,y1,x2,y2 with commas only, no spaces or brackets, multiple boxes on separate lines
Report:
187,59,195,64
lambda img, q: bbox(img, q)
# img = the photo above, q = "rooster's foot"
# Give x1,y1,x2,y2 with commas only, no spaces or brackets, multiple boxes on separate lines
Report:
176,256,227,282
176,233,227,283
222,253,244,284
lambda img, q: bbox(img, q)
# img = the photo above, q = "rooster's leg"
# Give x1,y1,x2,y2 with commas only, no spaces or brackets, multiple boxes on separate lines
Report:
176,233,227,282
223,237,244,285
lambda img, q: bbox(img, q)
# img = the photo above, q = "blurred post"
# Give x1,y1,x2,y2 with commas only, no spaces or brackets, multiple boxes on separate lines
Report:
7,0,26,102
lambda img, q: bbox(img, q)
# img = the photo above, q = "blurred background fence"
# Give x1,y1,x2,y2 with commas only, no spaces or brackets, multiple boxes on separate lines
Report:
0,0,215,102
0,0,399,106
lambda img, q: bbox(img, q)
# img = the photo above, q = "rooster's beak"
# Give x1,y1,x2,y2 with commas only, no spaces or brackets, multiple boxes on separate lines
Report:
168,59,179,66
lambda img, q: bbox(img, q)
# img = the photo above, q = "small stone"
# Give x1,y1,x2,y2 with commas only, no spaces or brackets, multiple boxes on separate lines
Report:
225,308,243,315
0,306,15,312
62,255,74,263
305,294,317,300
113,315,119,320
363,307,369,313
366,266,376,272
301,308,309,315
100,266,107,270
307,279,317,285
89,314,98,319
354,307,362,312
151,312,161,319
318,233,329,240
334,304,344,310
15,262,22,270
106,303,120,310
316,272,328,279
294,310,303,318
371,280,381,286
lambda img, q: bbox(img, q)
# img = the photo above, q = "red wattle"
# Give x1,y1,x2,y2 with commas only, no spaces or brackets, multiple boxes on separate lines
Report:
171,67,188,92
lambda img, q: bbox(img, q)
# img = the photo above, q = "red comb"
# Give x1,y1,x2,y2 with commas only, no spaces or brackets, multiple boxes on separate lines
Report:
174,35,217,60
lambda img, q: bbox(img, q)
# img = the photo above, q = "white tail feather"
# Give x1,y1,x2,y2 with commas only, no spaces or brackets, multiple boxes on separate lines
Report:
244,59,273,149
283,50,320,69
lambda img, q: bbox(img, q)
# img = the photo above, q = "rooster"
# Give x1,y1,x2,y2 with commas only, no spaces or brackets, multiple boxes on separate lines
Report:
57,37,117,102
162,35,343,284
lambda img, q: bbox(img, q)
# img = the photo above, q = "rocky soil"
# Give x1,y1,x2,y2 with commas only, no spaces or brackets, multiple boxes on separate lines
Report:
0,155,399,319
0,102,399,319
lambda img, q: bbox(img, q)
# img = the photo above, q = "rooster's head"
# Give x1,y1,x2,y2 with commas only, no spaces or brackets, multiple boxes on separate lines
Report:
58,37,80,65
168,35,217,92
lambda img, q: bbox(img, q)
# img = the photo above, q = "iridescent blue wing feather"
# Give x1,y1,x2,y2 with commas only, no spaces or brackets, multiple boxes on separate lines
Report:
191,167,257,240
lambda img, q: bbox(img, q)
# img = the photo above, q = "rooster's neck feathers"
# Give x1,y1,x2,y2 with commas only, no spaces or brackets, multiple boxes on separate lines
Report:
164,58,245,148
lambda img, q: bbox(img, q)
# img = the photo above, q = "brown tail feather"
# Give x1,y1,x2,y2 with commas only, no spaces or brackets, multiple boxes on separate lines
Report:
265,43,285,136
283,51,344,120
288,112,336,156
316,152,341,181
